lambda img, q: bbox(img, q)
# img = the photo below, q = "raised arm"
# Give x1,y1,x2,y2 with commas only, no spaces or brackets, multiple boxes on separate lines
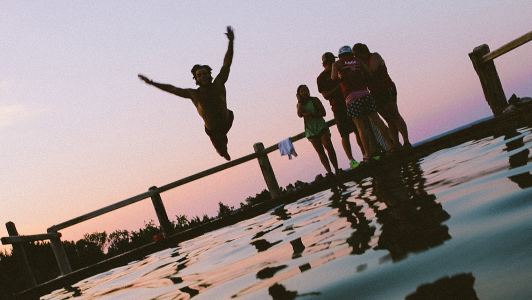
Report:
331,61,340,81
216,26,234,84
138,74,193,99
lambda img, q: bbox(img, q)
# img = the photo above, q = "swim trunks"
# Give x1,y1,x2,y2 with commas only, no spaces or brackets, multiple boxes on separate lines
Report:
372,84,397,109
346,94,377,119
333,103,356,137
204,110,234,155
301,98,330,140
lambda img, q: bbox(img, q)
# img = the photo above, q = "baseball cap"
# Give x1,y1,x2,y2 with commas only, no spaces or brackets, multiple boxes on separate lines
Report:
322,52,336,64
338,45,353,56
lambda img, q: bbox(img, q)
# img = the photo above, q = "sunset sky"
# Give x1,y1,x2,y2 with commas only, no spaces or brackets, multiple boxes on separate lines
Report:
1,1,531,250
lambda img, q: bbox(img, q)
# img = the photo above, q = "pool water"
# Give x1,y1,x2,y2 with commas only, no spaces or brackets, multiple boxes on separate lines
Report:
41,127,532,300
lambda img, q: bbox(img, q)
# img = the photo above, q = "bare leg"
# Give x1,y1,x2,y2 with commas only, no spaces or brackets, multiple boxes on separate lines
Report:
321,134,340,174
310,139,332,174
353,117,373,160
352,126,365,157
378,101,409,147
341,135,354,161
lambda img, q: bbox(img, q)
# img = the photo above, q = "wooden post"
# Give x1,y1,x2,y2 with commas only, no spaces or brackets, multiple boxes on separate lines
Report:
149,186,173,236
47,230,72,275
469,44,508,116
5,222,37,288
254,142,282,199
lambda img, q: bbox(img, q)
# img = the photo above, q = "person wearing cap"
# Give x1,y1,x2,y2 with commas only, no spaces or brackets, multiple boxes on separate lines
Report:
332,45,394,163
138,26,235,161
352,43,412,150
317,52,361,169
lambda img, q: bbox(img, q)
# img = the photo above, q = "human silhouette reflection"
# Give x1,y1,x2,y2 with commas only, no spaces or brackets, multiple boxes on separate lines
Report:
329,192,375,255
406,273,479,300
372,160,451,261
268,283,321,300
272,205,291,220
504,130,532,188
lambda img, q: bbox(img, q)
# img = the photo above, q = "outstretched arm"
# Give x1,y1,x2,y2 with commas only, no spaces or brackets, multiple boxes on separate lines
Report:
216,26,234,84
138,74,193,99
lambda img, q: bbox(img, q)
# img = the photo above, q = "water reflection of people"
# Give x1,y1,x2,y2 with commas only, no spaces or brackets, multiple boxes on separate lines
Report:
406,273,479,300
329,192,375,255
268,283,321,300
371,160,451,261
505,130,532,188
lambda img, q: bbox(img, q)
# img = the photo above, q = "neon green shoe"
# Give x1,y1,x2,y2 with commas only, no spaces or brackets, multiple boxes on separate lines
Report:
350,159,360,169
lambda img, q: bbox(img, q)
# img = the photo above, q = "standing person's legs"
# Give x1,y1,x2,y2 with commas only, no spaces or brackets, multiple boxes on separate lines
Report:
334,106,361,167
310,138,333,174
321,133,340,174
352,117,373,161
379,102,411,147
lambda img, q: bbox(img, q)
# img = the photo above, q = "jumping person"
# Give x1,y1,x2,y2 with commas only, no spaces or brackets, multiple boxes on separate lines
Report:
352,43,411,150
138,26,235,160
332,45,394,163
296,85,341,176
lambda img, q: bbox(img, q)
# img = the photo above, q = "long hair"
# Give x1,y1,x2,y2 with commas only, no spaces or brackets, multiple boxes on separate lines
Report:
296,84,308,97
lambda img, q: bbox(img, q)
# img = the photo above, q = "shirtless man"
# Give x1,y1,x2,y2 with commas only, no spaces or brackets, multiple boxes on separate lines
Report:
138,26,235,160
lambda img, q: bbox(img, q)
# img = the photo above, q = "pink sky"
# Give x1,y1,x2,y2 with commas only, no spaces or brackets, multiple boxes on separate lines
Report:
1,1,531,252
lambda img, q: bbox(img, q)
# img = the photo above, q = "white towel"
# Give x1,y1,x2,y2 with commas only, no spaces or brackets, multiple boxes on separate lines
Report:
278,138,297,160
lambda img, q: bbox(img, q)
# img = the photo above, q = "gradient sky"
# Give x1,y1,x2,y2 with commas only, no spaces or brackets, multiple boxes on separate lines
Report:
1,1,531,251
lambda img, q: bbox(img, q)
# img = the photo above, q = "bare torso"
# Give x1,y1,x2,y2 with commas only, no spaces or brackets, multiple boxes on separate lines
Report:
189,78,230,130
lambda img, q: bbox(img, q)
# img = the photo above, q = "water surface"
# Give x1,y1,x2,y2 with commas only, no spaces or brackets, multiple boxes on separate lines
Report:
42,127,532,299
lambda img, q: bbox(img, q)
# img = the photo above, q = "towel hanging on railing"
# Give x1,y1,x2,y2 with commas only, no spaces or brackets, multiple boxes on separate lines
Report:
278,138,297,160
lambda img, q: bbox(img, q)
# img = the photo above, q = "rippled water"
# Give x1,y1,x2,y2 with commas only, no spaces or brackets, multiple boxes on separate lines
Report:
42,127,532,300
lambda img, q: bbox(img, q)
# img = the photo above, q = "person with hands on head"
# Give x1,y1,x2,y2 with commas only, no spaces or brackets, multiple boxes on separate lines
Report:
296,84,341,177
138,26,235,160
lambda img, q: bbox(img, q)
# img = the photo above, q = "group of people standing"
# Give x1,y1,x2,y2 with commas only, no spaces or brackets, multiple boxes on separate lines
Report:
137,26,410,180
298,44,411,177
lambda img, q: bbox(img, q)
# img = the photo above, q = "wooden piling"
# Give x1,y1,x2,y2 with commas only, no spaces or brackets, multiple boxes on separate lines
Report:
149,186,173,236
254,142,282,199
469,44,507,116
5,222,37,288
49,235,72,276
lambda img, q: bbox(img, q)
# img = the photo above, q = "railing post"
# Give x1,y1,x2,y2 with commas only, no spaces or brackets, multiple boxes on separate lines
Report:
5,222,37,288
47,230,72,276
254,142,282,199
149,186,173,236
469,44,508,116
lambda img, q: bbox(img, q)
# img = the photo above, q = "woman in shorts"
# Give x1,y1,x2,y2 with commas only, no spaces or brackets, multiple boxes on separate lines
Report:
296,85,340,176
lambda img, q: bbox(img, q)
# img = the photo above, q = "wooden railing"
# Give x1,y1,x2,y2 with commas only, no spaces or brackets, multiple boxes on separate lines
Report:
469,30,532,116
2,120,333,287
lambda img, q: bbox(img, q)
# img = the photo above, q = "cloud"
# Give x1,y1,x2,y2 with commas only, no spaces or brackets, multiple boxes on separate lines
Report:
0,103,45,129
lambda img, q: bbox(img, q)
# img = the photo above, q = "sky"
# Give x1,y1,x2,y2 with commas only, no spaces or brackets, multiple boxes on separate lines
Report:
1,1,531,252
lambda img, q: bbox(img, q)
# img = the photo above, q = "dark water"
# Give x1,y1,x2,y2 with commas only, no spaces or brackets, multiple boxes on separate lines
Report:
42,127,532,300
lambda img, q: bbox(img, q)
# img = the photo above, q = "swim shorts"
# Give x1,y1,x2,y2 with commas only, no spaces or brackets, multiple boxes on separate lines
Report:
333,103,357,137
205,110,234,154
372,84,397,109
307,127,331,141
346,94,377,119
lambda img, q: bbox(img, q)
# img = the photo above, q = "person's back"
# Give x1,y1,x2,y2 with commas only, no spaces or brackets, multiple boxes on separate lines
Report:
337,55,367,99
